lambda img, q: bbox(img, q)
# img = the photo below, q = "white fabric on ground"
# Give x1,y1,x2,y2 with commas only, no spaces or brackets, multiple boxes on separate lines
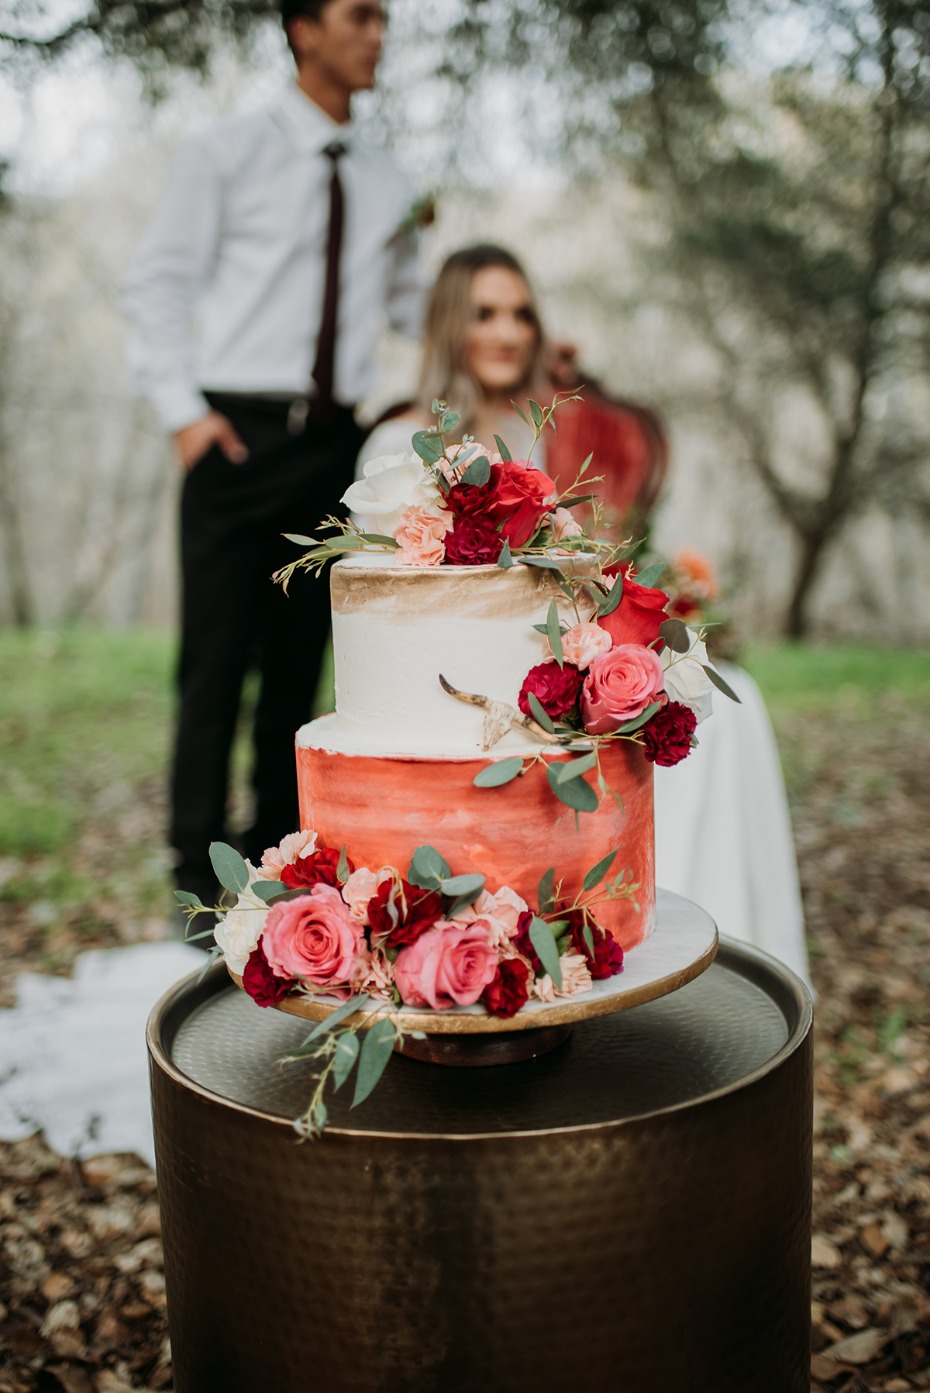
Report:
655,661,810,986
0,942,204,1166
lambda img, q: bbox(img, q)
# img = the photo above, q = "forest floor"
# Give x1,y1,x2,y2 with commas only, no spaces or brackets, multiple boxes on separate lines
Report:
0,633,928,1392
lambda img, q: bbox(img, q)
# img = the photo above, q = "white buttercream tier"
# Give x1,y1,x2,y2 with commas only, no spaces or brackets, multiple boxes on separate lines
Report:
309,553,596,758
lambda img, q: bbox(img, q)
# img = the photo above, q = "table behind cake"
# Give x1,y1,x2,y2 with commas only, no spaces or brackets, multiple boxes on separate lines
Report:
148,904,812,1393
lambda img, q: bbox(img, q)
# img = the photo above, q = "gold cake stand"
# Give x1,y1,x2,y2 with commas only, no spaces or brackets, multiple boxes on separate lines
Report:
230,890,718,1065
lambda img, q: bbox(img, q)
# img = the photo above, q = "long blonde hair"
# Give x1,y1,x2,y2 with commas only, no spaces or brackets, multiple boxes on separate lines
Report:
416,245,545,432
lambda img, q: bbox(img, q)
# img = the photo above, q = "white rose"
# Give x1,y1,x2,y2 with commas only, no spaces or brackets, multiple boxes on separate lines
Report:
214,865,269,973
342,450,441,535
662,637,714,724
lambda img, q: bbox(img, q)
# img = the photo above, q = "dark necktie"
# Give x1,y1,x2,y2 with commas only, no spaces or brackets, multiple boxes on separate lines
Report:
310,140,346,423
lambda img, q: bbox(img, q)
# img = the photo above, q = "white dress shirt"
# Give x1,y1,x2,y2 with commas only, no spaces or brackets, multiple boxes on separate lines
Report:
123,85,426,432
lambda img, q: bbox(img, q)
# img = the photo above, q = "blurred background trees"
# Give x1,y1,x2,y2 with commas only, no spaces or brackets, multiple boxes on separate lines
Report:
0,0,927,636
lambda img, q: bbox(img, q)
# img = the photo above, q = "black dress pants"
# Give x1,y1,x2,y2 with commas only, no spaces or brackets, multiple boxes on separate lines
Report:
171,394,362,897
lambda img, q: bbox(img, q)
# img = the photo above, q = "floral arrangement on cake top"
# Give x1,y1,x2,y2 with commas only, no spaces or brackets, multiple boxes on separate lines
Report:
274,395,613,578
182,830,632,1137
274,398,739,816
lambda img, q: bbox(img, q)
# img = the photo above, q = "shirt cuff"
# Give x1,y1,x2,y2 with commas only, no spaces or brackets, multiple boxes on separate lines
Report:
150,384,211,434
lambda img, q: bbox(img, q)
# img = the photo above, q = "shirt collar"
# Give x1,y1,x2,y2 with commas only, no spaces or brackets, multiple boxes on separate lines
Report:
274,83,355,154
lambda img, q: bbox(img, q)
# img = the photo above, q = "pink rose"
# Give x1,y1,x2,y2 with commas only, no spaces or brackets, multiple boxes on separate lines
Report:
393,920,499,1010
261,884,364,989
550,507,584,542
393,505,453,567
559,621,612,670
581,644,665,734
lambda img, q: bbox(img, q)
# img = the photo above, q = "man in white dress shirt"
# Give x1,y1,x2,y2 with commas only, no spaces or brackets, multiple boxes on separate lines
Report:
123,0,424,912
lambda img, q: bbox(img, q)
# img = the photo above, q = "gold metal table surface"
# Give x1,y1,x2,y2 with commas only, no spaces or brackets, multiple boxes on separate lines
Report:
149,900,813,1393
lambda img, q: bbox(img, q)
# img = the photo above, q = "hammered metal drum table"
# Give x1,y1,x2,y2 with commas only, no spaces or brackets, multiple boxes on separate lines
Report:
148,895,813,1393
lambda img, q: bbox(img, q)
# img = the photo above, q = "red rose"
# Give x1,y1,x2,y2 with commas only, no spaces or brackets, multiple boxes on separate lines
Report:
280,846,349,891
518,661,583,721
444,515,503,565
446,481,490,516
514,909,542,972
567,911,625,980
242,941,295,1007
641,699,697,767
367,878,445,949
597,565,671,649
482,958,532,1018
485,461,558,547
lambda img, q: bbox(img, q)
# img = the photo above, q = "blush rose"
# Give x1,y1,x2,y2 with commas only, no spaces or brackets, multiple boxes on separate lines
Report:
393,921,499,1010
581,644,665,734
261,885,364,990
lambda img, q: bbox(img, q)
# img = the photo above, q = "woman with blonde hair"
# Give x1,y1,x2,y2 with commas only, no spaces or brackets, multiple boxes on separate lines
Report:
360,243,666,531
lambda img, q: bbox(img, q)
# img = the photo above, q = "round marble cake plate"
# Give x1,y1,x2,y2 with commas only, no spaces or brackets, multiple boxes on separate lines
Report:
230,890,718,1066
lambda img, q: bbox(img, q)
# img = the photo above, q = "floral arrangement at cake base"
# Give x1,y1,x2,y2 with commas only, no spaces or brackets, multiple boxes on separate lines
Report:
178,830,632,1137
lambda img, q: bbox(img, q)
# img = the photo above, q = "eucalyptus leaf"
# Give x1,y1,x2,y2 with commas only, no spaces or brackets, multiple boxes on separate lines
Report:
555,751,598,783
529,915,562,989
529,399,545,428
634,561,665,589
537,866,556,911
583,924,596,960
312,1100,328,1131
299,994,371,1045
616,700,664,734
597,574,625,617
510,400,530,426
249,879,287,903
546,763,599,812
411,430,442,464
473,757,524,788
519,555,565,573
546,600,564,668
440,873,486,900
408,844,451,889
659,618,692,654
461,455,491,487
527,693,556,734
360,533,400,547
353,1018,396,1107
497,539,513,569
583,848,618,892
283,533,316,546
174,890,203,908
556,493,596,508
331,1032,360,1090
494,434,513,462
209,841,249,895
440,409,461,433
703,664,742,703
336,845,351,884
578,451,594,476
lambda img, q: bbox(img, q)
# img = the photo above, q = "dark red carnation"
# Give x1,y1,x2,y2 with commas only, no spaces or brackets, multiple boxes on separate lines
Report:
280,846,349,890
242,941,295,1007
518,661,583,721
641,699,697,767
482,958,532,1018
513,909,542,972
444,514,503,566
566,911,625,980
485,461,558,547
597,564,671,650
446,481,490,516
367,878,445,949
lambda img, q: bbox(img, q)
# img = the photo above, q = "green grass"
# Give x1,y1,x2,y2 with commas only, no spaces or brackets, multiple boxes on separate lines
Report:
743,642,930,719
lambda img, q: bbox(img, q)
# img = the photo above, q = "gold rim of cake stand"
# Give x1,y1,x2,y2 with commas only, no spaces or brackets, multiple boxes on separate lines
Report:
228,930,718,1035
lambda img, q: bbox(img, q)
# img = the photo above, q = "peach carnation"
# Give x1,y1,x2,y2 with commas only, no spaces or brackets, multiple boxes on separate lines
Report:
259,830,318,879
393,504,453,567
342,866,394,924
532,952,593,1002
559,621,612,670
